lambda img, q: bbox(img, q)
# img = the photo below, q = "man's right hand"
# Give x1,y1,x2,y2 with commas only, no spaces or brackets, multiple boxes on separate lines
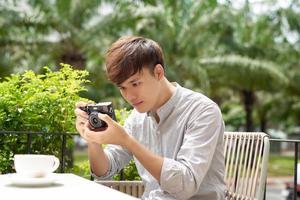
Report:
74,102,110,177
74,102,89,140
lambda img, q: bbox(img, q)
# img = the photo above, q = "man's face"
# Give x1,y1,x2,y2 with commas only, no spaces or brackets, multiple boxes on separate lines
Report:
117,67,162,113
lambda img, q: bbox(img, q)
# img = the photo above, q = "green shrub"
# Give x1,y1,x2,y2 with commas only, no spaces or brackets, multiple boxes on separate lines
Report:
0,64,89,173
70,159,91,179
113,159,141,181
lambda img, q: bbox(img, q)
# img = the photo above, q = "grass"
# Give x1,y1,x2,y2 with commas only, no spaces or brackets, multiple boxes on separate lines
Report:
268,154,297,177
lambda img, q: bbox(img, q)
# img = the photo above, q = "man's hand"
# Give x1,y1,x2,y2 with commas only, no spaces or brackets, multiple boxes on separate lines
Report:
75,102,111,177
74,102,90,141
81,113,131,147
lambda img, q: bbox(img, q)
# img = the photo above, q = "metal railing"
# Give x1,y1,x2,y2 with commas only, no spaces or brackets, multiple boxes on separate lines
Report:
1,131,300,199
270,138,300,200
0,130,78,173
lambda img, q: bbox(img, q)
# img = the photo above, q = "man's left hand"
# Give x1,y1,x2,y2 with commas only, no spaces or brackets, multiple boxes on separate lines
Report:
81,113,131,147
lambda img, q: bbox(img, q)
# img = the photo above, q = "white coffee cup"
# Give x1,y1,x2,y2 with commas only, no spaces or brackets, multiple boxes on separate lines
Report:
14,154,60,178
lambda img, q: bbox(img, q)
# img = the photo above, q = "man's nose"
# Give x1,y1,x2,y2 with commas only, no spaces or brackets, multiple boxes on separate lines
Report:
124,90,137,101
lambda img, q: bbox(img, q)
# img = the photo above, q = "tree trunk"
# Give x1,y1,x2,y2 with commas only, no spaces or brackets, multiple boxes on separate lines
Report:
60,51,86,70
242,90,255,132
260,113,267,133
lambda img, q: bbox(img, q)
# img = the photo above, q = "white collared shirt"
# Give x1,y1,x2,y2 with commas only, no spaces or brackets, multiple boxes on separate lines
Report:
93,83,226,200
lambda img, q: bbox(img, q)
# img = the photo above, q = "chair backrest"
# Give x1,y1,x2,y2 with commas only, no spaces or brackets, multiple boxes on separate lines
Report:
224,132,270,200
95,132,270,200
95,180,144,198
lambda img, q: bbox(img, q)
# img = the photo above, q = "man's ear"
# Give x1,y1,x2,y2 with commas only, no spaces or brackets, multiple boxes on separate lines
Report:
154,64,164,80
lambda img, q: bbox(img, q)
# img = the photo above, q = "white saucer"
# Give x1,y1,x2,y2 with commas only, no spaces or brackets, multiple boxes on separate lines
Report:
8,173,57,187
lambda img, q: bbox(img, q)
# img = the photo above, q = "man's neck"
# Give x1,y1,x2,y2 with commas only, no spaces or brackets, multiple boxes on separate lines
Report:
150,79,176,123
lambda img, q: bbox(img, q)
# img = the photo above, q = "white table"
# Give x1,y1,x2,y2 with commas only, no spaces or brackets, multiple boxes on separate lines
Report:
0,173,138,200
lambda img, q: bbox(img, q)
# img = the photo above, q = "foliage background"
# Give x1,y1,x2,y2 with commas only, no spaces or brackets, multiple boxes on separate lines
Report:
1,0,299,133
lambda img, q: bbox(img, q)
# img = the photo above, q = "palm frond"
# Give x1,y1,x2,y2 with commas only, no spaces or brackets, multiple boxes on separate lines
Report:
199,54,288,92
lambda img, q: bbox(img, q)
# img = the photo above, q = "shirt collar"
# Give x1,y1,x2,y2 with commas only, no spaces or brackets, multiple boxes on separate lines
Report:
147,82,180,123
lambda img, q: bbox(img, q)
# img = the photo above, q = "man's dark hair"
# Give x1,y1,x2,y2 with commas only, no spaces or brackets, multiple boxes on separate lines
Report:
105,36,164,85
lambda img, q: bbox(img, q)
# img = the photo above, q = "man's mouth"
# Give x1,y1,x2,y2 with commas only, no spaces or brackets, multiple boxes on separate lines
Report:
132,101,143,107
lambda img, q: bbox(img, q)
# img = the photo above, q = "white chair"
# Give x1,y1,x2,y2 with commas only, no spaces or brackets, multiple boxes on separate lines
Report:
95,180,144,198
224,132,270,200
95,132,270,200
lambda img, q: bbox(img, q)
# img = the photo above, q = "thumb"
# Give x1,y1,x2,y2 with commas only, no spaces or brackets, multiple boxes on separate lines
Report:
98,113,113,125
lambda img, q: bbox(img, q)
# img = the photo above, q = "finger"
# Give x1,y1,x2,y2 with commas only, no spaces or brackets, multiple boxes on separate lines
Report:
75,123,81,133
74,108,89,119
98,113,113,126
84,122,103,143
82,121,92,138
76,123,88,140
75,101,88,108
76,115,88,123
76,114,88,124
76,118,87,128
84,120,91,129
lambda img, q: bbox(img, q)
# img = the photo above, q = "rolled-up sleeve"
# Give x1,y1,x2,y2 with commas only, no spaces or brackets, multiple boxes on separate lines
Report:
92,144,133,180
159,103,224,199
92,111,135,180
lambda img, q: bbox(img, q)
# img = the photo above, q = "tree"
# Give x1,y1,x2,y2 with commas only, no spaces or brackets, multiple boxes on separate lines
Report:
196,0,299,132
0,0,135,101
0,0,105,69
106,0,224,92
199,55,288,131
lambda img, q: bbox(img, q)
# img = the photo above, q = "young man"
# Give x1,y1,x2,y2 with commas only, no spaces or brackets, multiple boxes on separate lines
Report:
75,36,226,199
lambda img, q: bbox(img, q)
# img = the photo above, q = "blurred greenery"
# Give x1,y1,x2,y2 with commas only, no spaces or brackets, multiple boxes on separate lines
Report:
1,0,299,132
1,0,300,178
72,150,141,180
70,151,91,180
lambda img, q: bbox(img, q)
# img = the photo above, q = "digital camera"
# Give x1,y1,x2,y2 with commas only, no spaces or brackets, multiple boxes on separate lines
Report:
80,102,116,130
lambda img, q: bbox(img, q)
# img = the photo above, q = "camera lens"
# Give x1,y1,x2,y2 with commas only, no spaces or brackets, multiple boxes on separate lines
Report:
89,112,104,129
92,118,98,124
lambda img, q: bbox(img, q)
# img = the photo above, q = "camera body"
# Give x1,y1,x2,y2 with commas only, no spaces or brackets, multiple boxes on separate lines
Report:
80,102,116,130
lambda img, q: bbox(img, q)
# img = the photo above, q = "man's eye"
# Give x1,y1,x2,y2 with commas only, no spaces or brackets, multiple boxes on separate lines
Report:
132,82,141,87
